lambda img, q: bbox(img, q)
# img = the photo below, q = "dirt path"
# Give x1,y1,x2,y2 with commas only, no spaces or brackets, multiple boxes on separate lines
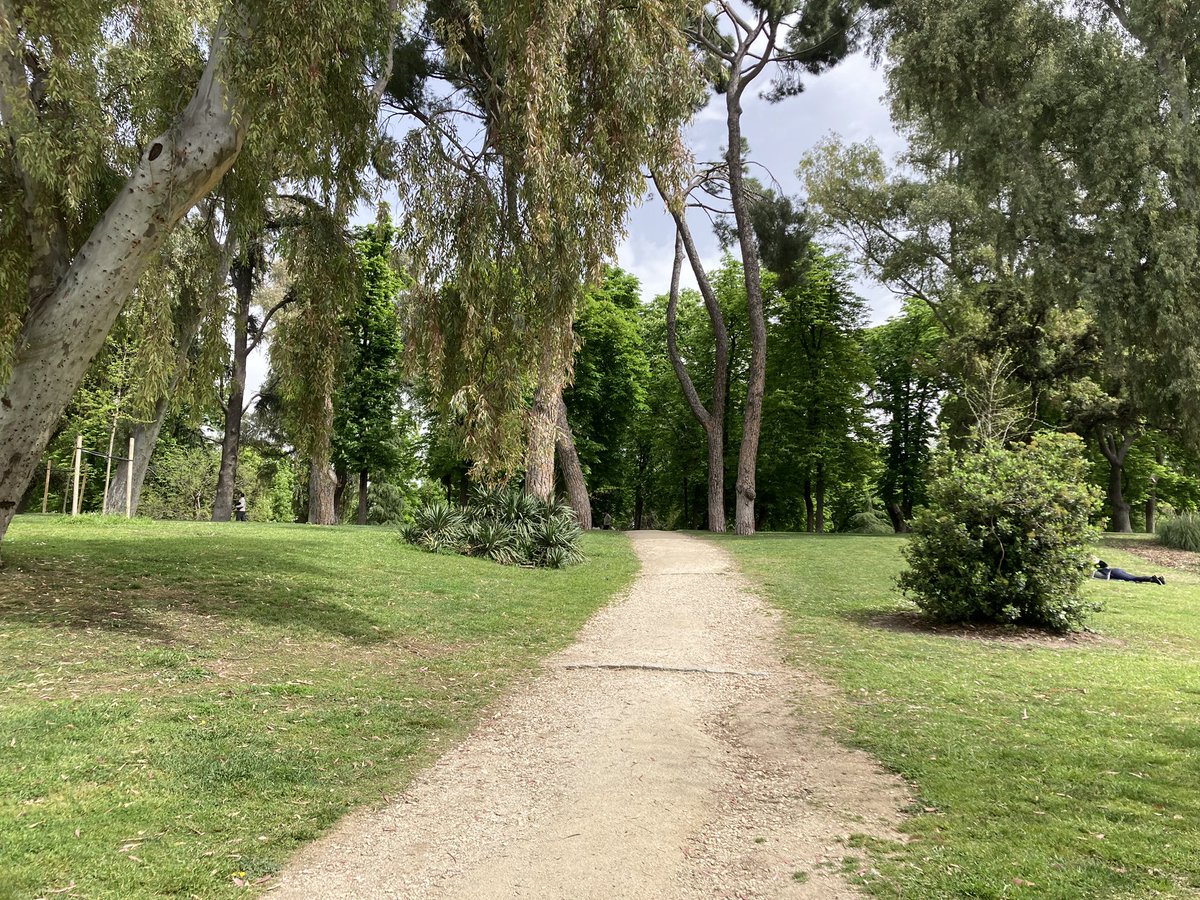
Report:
272,531,906,899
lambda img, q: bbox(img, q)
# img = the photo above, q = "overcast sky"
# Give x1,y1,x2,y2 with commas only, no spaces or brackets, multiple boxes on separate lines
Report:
616,52,907,324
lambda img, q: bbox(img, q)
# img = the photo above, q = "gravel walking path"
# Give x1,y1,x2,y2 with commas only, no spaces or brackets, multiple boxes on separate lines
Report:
272,530,906,898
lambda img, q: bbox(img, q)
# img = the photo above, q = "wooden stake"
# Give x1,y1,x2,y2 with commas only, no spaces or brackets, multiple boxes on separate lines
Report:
71,435,82,516
100,415,115,513
126,437,135,518
42,459,51,514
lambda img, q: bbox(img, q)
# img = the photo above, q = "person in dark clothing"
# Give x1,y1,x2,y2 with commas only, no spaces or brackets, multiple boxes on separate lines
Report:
1092,559,1165,585
234,491,248,522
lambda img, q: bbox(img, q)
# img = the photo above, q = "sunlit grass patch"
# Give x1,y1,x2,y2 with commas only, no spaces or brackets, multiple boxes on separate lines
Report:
714,532,1200,899
0,516,637,899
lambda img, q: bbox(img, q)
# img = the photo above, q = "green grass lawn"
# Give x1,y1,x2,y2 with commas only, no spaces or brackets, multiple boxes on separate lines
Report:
713,533,1200,900
0,515,637,900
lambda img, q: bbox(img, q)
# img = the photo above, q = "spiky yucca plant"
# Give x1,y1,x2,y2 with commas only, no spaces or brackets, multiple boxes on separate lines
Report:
404,487,585,568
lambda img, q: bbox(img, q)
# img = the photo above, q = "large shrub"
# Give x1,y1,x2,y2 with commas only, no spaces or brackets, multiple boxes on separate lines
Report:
898,432,1102,632
1159,512,1200,553
403,486,585,568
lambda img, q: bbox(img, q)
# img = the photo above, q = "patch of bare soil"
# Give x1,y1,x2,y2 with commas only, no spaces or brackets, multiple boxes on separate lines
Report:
867,610,1122,649
1107,538,1200,575
270,531,908,899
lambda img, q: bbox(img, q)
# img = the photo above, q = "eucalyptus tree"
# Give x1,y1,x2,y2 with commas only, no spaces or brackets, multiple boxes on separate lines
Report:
661,0,876,534
105,213,231,516
390,0,702,498
0,0,402,548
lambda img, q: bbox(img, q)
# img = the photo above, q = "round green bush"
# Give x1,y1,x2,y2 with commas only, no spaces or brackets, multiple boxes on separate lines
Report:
897,432,1102,632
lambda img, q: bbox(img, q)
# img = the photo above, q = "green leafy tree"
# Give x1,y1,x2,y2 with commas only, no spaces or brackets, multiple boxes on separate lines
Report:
864,299,944,532
758,249,874,532
563,268,651,524
333,214,407,525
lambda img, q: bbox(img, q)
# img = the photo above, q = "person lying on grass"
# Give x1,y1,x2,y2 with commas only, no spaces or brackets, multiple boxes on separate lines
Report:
1092,558,1166,585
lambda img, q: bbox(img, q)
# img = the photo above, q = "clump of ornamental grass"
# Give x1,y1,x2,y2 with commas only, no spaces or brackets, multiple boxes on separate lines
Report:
1159,511,1200,553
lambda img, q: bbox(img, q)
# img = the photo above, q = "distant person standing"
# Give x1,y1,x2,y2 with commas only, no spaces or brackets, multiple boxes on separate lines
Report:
234,492,248,522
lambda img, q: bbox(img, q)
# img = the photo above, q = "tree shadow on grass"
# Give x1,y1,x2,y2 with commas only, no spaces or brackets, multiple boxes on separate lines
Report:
838,606,1116,649
0,535,396,645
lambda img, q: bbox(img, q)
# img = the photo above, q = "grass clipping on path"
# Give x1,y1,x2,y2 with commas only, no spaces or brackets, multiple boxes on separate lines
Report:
0,516,637,899
715,533,1200,900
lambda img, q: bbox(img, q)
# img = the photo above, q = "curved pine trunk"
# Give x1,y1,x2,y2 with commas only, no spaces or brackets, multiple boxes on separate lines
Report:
725,76,767,537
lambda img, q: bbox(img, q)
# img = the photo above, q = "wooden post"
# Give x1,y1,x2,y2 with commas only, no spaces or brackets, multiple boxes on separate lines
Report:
126,437,135,518
42,459,51,514
71,435,83,516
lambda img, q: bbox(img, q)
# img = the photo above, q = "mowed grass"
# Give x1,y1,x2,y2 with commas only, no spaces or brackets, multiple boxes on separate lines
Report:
713,533,1200,899
0,515,638,900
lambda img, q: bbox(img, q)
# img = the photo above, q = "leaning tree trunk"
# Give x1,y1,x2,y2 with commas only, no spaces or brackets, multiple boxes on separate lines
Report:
104,401,167,517
554,394,592,529
724,73,768,536
105,275,210,516
213,252,253,521
0,28,246,549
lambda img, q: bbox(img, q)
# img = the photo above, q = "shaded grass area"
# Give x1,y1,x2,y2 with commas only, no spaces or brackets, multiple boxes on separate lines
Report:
712,533,1200,899
0,516,637,899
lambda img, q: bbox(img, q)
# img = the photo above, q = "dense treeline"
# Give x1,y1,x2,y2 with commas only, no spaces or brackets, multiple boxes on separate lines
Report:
8,0,1200,539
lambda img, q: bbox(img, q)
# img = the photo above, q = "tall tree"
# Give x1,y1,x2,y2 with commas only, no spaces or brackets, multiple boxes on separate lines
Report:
863,299,943,532
759,249,873,532
393,0,702,485
668,0,874,534
564,268,652,526
333,215,406,525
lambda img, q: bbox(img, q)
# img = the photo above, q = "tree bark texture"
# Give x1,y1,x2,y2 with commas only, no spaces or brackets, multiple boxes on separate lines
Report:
212,252,253,521
308,393,337,524
357,469,369,525
525,340,568,502
1098,429,1137,534
815,464,826,534
525,379,559,501
0,27,246,547
725,75,768,537
554,393,592,529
